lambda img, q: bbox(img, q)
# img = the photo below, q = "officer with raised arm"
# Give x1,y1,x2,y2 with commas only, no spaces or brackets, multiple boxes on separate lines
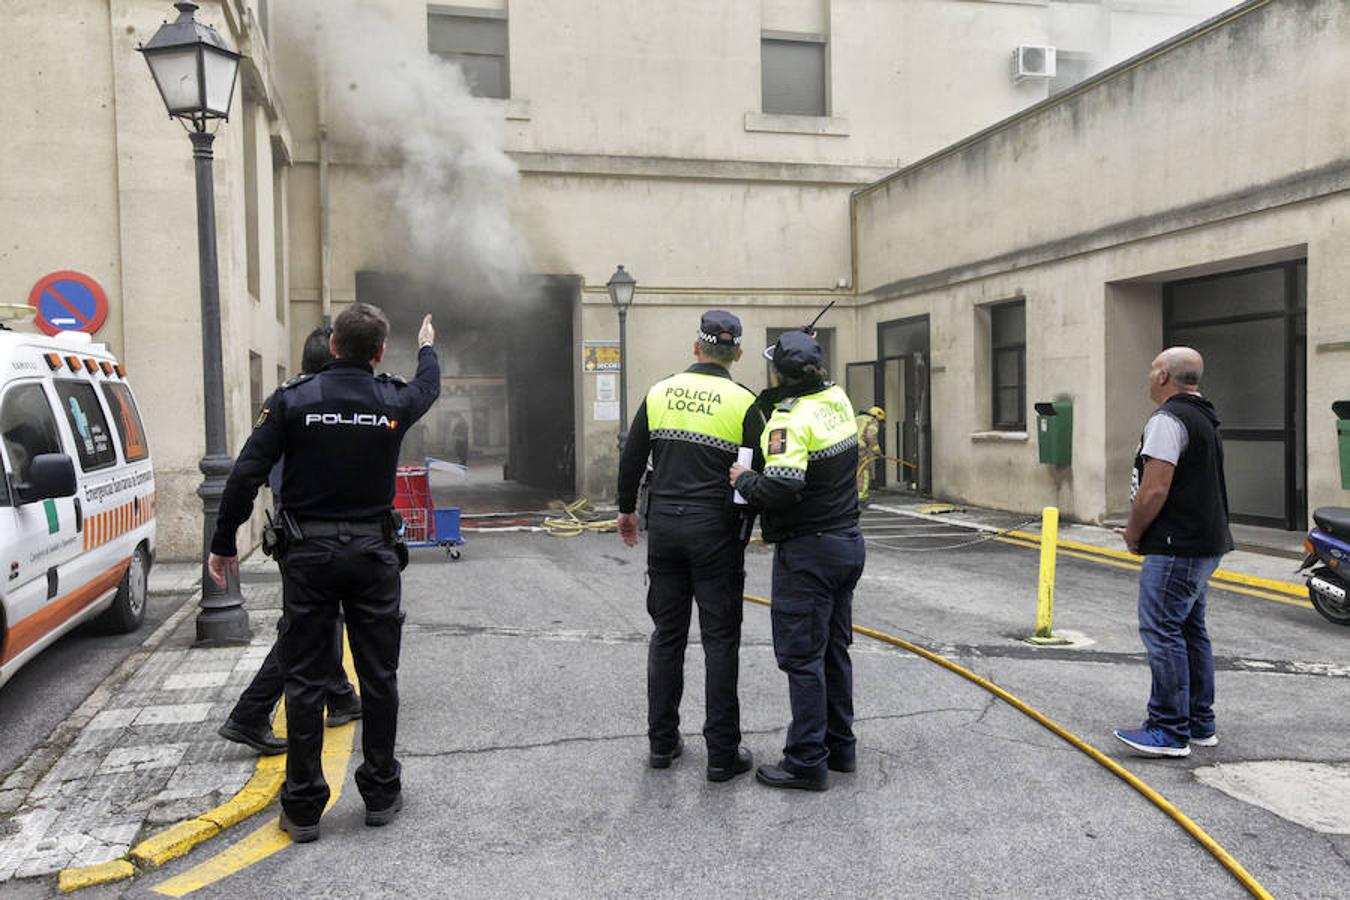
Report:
207,304,439,842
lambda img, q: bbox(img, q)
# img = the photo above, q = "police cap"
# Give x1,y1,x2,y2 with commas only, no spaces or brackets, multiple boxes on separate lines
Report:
764,329,824,375
698,310,743,346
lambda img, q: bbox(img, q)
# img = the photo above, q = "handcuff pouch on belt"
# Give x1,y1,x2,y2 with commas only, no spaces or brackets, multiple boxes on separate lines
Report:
384,509,410,571
261,509,304,560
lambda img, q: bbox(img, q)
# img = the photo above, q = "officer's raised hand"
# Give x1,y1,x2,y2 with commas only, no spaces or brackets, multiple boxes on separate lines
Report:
418,313,435,348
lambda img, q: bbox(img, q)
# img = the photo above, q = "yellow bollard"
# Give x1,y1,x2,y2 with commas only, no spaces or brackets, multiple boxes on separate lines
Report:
1026,506,1070,645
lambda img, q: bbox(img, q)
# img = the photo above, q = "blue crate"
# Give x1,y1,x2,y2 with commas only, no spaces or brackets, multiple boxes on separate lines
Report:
433,508,462,545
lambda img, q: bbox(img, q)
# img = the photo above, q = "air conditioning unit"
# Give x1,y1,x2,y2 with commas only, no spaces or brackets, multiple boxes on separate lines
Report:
1013,45,1057,81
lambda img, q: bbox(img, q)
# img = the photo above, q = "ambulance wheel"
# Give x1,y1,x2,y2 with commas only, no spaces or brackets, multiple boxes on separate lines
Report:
97,545,149,633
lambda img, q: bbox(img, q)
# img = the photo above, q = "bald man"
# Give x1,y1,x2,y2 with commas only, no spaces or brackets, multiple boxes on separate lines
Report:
1114,347,1233,758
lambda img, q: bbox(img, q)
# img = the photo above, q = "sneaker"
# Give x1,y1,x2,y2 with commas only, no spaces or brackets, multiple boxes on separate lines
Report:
1190,732,1219,748
1113,726,1190,758
326,695,363,728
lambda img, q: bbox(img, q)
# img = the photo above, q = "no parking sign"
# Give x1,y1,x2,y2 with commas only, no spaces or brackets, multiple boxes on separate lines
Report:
27,271,109,336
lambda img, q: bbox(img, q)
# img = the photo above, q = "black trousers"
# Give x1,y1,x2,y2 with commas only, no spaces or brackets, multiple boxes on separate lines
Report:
228,618,355,729
770,528,865,777
645,503,745,765
278,533,404,825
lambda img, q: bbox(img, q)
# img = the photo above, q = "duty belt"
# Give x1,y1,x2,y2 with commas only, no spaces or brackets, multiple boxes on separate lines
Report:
294,519,389,538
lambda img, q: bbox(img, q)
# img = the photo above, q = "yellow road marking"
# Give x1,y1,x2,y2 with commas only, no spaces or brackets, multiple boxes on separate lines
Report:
149,638,358,897
151,723,356,897
741,593,1273,900
992,537,1314,610
1004,530,1307,598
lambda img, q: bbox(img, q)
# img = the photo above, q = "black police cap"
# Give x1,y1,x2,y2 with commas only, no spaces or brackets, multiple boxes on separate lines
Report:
698,310,743,346
764,329,824,374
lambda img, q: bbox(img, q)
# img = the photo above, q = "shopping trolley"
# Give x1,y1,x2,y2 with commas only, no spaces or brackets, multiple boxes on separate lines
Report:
393,459,465,559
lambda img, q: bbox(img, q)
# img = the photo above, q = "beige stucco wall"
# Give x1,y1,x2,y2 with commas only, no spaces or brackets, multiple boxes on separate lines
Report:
0,0,293,559
0,0,1253,554
853,0,1350,525
267,0,1233,502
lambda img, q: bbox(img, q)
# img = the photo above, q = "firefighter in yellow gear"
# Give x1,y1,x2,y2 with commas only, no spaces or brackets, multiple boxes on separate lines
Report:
854,406,885,502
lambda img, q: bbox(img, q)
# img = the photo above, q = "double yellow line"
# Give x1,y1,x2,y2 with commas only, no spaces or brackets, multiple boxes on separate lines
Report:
58,644,359,895
993,529,1312,610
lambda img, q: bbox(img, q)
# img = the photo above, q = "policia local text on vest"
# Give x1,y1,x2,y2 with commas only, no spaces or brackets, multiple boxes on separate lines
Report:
616,311,764,783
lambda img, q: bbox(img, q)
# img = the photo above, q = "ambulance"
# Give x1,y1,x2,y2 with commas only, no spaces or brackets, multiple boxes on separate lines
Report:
0,324,155,689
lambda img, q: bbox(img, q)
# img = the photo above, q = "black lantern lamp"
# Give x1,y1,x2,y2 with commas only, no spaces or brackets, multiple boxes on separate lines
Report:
139,2,241,132
606,266,637,451
140,2,249,645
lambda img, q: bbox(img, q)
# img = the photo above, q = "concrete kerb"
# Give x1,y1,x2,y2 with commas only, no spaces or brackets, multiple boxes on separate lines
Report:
51,560,292,892
55,720,289,893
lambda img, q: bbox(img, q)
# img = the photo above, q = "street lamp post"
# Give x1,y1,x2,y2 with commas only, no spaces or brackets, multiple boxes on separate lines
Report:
606,265,637,451
139,2,249,645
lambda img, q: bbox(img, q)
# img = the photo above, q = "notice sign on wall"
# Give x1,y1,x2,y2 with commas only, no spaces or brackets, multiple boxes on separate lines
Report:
582,341,621,373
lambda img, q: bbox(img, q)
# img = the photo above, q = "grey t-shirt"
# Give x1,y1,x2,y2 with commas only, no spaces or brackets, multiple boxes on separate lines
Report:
1129,408,1189,503
1141,409,1188,465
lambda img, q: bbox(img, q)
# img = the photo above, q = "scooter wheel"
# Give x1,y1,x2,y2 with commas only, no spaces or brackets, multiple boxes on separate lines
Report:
1310,586,1350,626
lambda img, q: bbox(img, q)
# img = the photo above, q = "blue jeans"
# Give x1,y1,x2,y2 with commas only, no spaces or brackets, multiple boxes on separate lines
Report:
1137,554,1222,743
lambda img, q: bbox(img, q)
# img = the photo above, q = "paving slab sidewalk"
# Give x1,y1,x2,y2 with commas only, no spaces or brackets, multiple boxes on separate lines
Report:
0,556,281,883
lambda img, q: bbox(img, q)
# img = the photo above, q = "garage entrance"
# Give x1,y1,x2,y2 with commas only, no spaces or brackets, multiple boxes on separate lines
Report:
1163,260,1307,530
355,271,579,512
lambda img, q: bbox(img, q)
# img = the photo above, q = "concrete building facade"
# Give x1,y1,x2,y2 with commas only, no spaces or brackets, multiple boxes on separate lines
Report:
1,0,291,558
9,0,1339,560
851,0,1350,532
266,0,1237,516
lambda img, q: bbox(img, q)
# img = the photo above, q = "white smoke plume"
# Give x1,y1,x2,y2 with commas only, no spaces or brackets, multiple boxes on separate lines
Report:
303,0,529,300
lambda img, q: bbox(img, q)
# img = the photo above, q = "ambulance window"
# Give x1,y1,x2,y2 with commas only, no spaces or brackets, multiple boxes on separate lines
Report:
0,383,63,485
53,381,117,471
100,382,149,463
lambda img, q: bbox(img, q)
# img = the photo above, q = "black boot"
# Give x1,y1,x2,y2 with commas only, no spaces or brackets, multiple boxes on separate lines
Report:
218,718,288,755
707,746,753,783
755,763,827,792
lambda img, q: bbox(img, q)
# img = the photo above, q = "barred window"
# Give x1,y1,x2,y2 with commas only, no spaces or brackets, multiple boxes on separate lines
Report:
990,301,1026,430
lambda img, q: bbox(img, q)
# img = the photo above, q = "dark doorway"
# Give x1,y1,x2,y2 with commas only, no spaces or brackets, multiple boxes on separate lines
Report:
355,271,578,511
846,315,932,494
1163,260,1307,530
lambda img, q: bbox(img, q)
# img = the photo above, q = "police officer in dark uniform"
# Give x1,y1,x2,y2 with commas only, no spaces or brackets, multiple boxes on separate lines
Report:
217,326,362,756
616,311,763,782
207,303,439,841
730,330,865,791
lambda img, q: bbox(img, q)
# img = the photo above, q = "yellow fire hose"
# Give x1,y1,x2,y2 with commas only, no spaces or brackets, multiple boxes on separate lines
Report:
741,594,1273,900
858,454,917,474
542,498,617,537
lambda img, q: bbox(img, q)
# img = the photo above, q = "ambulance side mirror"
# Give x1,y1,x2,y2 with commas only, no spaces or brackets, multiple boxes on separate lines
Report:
14,453,77,505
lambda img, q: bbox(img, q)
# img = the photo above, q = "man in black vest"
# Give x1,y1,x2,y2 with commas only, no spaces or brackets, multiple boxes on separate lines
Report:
1114,346,1232,758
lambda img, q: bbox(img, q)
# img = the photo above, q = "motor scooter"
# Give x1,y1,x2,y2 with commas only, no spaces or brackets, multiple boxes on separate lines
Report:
1298,507,1350,626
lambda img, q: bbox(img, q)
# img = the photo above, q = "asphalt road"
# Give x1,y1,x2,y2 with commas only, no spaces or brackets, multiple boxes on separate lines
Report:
12,510,1350,898
0,588,184,779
